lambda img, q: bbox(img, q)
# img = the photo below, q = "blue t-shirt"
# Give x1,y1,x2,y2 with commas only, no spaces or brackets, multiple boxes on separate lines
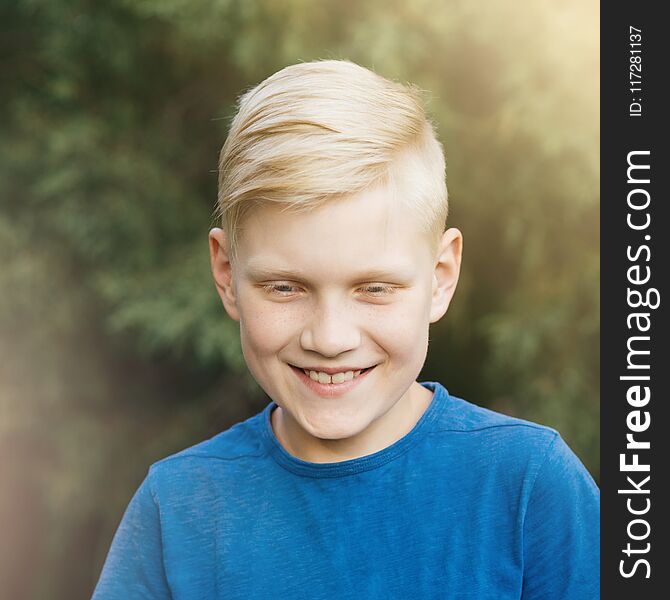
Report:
92,381,600,599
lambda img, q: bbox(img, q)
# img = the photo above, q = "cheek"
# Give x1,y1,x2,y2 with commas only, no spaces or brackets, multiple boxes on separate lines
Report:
238,296,300,355
365,296,431,358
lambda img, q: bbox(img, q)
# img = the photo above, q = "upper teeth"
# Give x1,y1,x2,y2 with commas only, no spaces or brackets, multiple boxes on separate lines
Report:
303,369,364,384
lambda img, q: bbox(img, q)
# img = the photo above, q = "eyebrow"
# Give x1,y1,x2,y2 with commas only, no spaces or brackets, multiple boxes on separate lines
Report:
244,262,415,282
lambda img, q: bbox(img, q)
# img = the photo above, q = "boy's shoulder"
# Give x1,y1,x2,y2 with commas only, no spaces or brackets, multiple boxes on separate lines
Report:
427,384,564,471
146,407,270,483
435,388,558,440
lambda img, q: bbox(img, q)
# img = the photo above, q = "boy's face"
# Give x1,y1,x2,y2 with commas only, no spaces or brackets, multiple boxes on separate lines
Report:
209,183,462,460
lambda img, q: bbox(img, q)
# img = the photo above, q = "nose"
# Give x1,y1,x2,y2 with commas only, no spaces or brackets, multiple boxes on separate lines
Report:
299,297,361,357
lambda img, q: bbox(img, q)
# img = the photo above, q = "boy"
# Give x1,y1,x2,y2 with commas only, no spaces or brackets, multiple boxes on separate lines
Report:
92,60,599,599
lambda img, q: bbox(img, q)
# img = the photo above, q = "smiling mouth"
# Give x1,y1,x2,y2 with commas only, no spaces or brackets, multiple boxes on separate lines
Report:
289,364,376,385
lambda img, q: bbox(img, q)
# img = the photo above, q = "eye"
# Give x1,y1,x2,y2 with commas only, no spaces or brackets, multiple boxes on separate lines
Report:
360,284,397,296
259,282,398,298
260,283,301,296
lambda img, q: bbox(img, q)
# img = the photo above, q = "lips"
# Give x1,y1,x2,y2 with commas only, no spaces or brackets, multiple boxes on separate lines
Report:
289,363,377,398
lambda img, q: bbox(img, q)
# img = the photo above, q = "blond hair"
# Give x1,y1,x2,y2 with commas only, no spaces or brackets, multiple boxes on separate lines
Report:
215,59,448,264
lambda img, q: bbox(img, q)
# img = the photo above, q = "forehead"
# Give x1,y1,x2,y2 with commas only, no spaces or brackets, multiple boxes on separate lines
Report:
237,185,433,279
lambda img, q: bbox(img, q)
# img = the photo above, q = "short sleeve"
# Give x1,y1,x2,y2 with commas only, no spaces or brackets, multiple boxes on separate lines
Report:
91,471,172,599
521,433,600,599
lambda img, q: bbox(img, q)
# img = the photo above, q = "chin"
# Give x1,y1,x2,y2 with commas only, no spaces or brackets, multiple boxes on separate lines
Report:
301,411,369,441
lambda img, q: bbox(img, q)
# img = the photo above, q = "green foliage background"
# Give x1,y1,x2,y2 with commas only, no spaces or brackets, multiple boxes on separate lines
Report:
1,1,598,597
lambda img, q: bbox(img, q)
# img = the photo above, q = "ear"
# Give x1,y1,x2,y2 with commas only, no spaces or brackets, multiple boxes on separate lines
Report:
208,228,241,322
429,227,463,324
